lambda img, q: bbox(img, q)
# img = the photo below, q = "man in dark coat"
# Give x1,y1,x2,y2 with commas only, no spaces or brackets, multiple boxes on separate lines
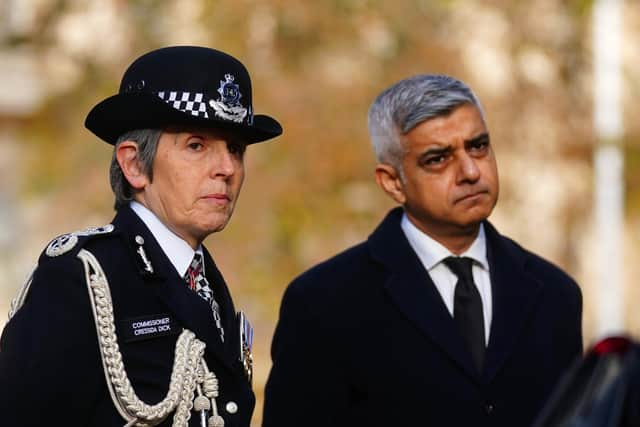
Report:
262,75,582,427
0,46,282,427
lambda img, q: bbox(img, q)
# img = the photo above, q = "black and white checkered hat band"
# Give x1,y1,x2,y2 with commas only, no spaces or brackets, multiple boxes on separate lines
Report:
157,91,209,118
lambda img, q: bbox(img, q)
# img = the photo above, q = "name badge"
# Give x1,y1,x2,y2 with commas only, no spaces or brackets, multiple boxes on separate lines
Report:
119,314,180,343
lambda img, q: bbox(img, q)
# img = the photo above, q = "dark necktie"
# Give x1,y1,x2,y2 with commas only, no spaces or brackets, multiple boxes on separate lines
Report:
443,256,485,373
184,253,225,342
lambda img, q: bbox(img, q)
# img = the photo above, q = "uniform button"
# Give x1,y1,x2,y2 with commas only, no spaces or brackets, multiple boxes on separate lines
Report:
225,401,238,414
484,403,494,415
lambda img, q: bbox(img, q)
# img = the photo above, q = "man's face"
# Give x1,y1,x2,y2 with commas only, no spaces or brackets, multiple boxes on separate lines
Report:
394,103,499,236
138,128,246,248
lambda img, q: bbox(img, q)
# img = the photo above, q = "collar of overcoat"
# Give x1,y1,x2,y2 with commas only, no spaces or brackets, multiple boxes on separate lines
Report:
368,207,543,384
110,205,239,373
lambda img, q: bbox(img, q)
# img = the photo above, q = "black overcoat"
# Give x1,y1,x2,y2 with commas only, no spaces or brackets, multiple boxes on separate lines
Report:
0,206,254,426
263,207,582,427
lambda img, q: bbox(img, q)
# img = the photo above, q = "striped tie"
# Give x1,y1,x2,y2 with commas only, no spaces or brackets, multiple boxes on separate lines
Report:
184,253,225,342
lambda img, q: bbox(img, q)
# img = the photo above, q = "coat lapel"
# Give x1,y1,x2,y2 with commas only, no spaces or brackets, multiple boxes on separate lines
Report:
111,207,236,372
369,208,480,381
482,221,543,382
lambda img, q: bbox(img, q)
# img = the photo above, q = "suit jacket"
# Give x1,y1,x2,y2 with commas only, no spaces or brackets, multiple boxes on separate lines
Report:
0,206,254,427
263,208,582,427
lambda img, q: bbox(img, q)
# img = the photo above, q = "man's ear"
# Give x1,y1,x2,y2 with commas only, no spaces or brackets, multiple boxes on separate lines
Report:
115,141,148,190
375,163,406,205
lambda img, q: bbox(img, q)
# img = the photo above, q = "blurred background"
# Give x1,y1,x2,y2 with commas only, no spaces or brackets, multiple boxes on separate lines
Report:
0,0,639,424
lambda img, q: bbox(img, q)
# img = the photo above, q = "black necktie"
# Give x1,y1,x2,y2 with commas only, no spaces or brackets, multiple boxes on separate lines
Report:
443,256,485,373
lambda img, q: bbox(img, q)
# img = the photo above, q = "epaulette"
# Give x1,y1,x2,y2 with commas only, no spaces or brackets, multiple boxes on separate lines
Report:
9,224,116,320
42,224,115,259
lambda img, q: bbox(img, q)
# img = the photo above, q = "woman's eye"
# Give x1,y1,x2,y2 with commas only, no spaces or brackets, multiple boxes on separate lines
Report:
228,142,247,156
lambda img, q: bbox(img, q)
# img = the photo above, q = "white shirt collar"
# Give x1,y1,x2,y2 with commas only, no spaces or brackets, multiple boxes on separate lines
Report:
130,201,202,277
400,212,489,271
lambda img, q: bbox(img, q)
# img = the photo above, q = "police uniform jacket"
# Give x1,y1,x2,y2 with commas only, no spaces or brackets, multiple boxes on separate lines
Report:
0,205,253,426
263,207,583,427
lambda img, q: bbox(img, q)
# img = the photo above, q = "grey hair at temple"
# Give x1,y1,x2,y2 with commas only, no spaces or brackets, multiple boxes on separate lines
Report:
109,128,163,210
367,74,485,177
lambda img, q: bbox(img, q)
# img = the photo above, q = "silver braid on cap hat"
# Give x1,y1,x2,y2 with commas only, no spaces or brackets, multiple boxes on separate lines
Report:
77,249,225,427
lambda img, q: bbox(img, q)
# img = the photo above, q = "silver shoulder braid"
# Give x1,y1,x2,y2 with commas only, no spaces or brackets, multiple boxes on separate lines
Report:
77,249,225,427
8,265,36,320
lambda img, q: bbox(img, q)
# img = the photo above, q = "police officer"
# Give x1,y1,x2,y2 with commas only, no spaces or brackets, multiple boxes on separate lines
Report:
0,46,282,427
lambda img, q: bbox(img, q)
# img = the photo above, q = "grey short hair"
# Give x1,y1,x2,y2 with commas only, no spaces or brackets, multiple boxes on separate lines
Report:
110,129,163,210
368,75,485,173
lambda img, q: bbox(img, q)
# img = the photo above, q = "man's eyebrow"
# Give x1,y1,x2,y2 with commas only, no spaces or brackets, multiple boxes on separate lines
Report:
465,132,490,145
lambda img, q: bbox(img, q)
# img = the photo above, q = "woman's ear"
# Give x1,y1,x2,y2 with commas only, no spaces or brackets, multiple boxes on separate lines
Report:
115,141,148,190
374,163,406,205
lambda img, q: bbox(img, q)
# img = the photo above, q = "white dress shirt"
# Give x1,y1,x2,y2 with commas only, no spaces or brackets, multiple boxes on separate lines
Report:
130,201,203,278
400,213,493,344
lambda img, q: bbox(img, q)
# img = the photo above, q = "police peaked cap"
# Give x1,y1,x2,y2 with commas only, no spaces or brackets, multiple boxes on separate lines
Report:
85,46,282,145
